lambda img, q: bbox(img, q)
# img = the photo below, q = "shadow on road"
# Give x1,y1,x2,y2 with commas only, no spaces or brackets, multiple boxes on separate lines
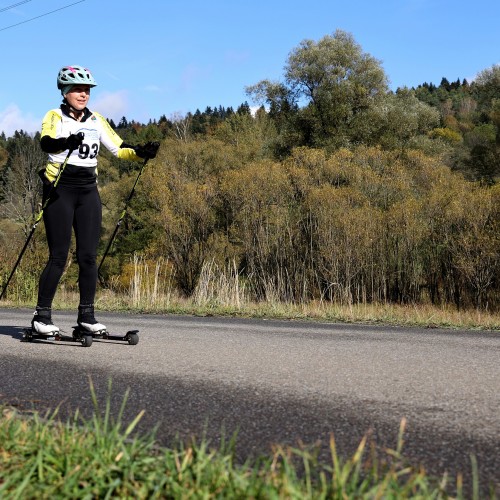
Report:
0,324,79,347
0,352,498,497
0,325,25,340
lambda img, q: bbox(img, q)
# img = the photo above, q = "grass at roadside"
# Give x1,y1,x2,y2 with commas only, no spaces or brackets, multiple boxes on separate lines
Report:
0,383,480,499
3,290,499,331
2,257,499,330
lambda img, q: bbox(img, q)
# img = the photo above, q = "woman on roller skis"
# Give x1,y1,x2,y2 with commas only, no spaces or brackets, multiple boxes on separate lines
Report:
32,65,159,336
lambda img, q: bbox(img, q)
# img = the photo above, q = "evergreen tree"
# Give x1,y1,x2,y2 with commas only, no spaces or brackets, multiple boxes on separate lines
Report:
237,102,251,115
440,77,451,91
118,116,128,129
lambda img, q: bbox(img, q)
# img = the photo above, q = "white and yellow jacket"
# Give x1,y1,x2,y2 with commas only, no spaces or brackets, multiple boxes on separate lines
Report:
40,104,141,184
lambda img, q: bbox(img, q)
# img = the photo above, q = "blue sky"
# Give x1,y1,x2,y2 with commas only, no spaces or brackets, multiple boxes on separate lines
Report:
0,0,498,136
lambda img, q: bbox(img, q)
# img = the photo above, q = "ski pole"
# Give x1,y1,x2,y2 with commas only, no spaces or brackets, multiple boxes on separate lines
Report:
0,138,81,301
97,158,149,280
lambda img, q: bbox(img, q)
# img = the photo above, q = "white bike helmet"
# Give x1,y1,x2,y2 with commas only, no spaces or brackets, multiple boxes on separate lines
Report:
57,65,97,95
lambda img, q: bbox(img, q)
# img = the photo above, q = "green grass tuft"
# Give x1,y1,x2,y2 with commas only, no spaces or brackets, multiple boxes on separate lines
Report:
0,387,489,499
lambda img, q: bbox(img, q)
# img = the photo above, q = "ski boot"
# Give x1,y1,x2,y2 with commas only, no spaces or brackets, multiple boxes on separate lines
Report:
76,304,106,335
23,306,60,342
31,306,60,335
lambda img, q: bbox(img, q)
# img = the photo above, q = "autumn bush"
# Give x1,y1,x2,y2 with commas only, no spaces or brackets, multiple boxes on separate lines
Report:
133,142,500,310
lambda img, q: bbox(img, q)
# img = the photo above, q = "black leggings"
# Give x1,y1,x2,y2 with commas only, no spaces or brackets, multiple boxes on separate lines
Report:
37,183,102,307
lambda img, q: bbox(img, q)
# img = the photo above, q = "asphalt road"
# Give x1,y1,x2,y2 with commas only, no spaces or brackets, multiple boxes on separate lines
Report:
0,307,499,494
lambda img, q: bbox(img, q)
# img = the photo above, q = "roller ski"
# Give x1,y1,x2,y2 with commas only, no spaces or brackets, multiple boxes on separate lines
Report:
22,328,95,347
71,304,139,346
71,326,139,346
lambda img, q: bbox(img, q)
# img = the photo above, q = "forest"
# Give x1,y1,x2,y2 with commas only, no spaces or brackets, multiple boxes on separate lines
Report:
1,30,499,310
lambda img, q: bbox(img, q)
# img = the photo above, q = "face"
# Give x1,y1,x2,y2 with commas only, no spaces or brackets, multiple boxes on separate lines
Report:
64,85,90,110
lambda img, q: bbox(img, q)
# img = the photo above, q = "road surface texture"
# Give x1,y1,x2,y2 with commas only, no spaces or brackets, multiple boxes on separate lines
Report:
0,308,499,495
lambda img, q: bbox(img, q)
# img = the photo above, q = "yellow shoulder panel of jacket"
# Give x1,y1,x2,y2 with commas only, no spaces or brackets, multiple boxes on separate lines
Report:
93,111,122,148
93,111,142,162
41,110,62,139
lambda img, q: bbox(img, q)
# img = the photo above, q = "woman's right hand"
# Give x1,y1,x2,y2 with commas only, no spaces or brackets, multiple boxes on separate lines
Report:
65,132,85,151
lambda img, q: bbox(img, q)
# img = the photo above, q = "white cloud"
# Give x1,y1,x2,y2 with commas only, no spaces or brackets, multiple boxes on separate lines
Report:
250,106,260,117
91,90,129,122
0,104,40,137
0,92,130,136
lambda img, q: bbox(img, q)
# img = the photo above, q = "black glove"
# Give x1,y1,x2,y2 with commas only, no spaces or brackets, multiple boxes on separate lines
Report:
134,141,160,160
65,132,84,151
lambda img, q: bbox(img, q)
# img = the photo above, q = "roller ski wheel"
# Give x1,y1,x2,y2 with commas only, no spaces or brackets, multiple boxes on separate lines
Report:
80,334,93,347
125,330,139,345
72,327,95,348
22,328,34,342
